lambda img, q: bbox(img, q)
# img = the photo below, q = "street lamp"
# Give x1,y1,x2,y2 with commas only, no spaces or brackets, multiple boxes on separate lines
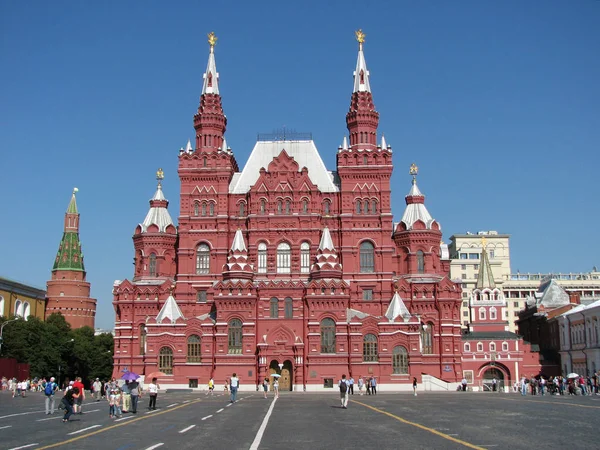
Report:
0,318,19,354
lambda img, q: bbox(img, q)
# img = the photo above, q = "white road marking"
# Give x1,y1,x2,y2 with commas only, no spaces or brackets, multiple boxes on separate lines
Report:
145,409,159,415
144,444,164,450
216,408,224,413
0,425,13,429
179,425,196,433
82,409,100,414
36,416,62,422
166,403,177,408
201,415,212,420
67,424,102,435
115,416,134,422
225,403,231,407
8,444,40,450
183,400,190,403
249,397,278,450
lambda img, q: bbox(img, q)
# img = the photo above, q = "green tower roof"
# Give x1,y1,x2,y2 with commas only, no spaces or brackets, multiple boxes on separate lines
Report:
52,231,85,272
67,189,78,214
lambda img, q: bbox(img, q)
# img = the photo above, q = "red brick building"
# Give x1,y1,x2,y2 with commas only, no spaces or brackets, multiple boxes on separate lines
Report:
46,189,96,329
461,245,540,390
112,32,464,390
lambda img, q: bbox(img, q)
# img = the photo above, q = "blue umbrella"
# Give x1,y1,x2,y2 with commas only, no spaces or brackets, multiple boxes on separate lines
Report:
122,371,140,381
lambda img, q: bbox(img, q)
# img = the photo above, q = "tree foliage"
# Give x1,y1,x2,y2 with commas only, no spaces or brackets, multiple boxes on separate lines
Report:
0,313,113,387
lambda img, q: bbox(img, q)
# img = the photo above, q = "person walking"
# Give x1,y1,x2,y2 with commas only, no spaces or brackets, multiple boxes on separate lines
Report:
207,378,214,396
73,377,85,414
61,387,80,423
92,378,102,402
129,379,140,413
229,373,239,403
121,381,131,413
348,377,355,395
44,377,58,414
262,378,269,399
273,377,279,399
366,377,371,395
148,378,159,410
339,374,349,409
370,377,377,394
413,377,418,396
357,376,364,395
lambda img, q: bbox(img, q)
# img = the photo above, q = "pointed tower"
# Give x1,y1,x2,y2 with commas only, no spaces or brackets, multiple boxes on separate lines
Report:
133,169,178,281
469,238,507,332
394,164,445,275
223,229,254,280
310,227,343,279
46,188,97,329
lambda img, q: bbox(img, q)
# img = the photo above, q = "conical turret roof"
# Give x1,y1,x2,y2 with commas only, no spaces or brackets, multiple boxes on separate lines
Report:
475,248,496,290
156,294,185,324
53,189,85,272
140,172,175,233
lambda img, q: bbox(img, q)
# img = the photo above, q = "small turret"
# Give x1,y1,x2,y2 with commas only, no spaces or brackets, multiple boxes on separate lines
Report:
310,227,343,279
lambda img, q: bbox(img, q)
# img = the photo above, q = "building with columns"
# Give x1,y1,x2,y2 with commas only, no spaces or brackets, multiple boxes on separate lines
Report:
46,189,96,329
461,243,540,390
112,31,464,391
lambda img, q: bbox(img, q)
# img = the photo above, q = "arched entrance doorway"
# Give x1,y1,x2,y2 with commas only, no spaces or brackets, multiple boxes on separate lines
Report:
482,367,505,392
268,359,293,391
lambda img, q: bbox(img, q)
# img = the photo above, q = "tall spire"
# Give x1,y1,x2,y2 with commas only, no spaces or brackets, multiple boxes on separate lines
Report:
202,32,219,95
346,29,379,150
193,32,227,152
475,239,496,290
53,188,84,271
353,29,371,93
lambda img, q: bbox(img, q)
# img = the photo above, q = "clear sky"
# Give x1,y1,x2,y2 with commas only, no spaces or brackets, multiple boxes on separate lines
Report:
1,1,598,330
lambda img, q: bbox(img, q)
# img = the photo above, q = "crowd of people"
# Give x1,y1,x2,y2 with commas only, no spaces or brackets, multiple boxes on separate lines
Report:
517,373,600,396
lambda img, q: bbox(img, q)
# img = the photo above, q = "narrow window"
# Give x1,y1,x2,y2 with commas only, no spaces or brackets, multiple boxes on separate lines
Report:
194,202,199,216
364,199,370,214
209,203,214,216
270,298,279,318
260,199,266,215
277,200,282,214
363,334,378,361
300,242,310,273
202,203,207,217
302,199,308,213
323,200,330,215
187,335,201,363
417,250,425,274
356,200,362,214
421,323,433,354
363,155,368,165
257,242,267,273
320,318,336,353
359,241,375,273
196,243,210,274
149,253,157,276
392,346,408,374
228,319,243,354
285,199,291,215
277,242,291,274
284,297,293,318
239,202,245,216
203,157,207,167
159,347,173,375
371,201,377,214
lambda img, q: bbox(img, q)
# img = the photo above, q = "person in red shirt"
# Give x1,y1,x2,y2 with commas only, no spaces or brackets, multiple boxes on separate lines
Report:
72,377,86,414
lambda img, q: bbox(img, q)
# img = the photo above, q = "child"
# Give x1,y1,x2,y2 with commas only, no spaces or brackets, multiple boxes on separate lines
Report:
108,389,117,418
263,378,269,399
224,380,229,392
113,388,122,418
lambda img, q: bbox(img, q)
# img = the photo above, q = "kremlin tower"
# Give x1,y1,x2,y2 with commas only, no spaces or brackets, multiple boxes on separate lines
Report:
46,188,96,329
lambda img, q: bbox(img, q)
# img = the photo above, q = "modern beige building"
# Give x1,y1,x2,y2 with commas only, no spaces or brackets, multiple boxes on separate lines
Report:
449,232,600,333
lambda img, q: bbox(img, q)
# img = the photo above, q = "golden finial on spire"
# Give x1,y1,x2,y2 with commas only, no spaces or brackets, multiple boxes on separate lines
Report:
409,163,418,185
355,29,366,44
481,236,487,249
156,168,164,181
208,32,217,49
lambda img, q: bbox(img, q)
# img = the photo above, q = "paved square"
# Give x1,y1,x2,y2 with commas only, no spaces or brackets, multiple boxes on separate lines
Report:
1,390,598,449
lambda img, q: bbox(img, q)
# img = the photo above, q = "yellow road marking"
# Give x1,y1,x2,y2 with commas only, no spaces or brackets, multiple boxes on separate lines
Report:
352,400,485,450
37,399,202,449
498,397,600,409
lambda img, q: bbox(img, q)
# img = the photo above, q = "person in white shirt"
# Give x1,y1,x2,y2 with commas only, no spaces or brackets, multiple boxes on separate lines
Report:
148,378,160,410
229,373,239,403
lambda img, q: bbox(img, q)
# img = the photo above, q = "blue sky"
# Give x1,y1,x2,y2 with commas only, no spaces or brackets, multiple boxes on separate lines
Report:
1,1,598,330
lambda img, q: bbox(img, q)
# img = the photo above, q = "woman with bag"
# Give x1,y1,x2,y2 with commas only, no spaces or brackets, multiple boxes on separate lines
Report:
61,387,80,422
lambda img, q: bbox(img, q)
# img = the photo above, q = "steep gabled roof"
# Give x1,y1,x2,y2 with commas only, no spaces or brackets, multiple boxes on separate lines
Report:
156,295,185,324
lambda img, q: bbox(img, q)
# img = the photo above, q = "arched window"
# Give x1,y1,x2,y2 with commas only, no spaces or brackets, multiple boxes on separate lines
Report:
323,200,330,215
417,250,425,274
203,156,207,167
209,202,214,216
277,242,291,273
149,253,157,276
277,200,282,214
158,347,173,375
464,343,471,352
501,341,508,352
194,202,199,216
139,324,146,355
364,199,370,214
196,243,210,274
477,342,483,352
356,200,362,214
479,308,486,321
257,242,267,273
363,334,378,361
22,302,30,321
284,297,293,318
260,199,266,215
300,242,310,273
270,297,279,318
0,295,4,317
187,335,201,363
490,307,497,320
285,199,291,215
201,202,207,217
363,155,368,165
359,241,375,273
421,323,433,354
14,300,22,317
239,202,245,217
489,342,496,352
320,318,336,353
302,199,308,213
371,201,377,214
392,346,409,374
228,319,242,354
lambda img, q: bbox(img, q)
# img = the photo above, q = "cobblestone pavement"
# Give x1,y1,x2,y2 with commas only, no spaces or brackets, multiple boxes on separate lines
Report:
0,390,598,449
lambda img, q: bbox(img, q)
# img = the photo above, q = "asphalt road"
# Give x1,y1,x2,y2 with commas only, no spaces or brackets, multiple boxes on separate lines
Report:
0,389,598,449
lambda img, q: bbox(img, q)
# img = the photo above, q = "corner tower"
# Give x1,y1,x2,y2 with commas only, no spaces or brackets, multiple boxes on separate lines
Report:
46,188,96,329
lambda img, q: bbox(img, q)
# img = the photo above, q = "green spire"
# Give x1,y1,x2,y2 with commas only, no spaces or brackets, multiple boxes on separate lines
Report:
67,188,79,214
52,232,85,271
